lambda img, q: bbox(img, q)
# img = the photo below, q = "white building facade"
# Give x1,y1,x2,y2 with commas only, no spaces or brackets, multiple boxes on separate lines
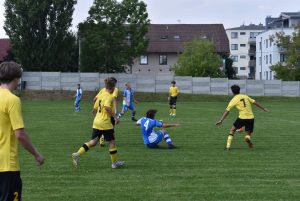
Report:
255,29,295,80
226,24,265,79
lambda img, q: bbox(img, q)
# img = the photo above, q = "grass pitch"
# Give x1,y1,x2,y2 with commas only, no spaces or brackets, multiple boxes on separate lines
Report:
20,98,300,201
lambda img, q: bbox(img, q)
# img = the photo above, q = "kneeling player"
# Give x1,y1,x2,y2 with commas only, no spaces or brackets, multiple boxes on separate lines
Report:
136,109,179,149
216,85,270,150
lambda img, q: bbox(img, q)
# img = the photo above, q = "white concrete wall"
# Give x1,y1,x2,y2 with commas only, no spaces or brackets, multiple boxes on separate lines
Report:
21,72,300,97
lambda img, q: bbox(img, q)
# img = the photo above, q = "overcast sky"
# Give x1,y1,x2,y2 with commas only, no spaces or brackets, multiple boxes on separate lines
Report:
1,0,299,38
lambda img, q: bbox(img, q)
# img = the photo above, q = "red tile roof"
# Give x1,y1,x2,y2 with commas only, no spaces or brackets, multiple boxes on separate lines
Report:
147,24,229,53
0,39,11,61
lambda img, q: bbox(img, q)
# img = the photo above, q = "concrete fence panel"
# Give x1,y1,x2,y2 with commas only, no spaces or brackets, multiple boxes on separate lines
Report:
192,77,210,94
61,73,80,90
228,80,246,94
22,72,42,90
174,76,192,94
136,75,156,92
155,74,174,92
80,73,100,91
246,80,264,96
264,80,282,96
282,81,300,97
41,72,61,90
210,78,228,95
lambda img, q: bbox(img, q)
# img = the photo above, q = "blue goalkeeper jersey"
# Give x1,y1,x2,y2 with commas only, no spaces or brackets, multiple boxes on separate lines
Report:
137,117,163,144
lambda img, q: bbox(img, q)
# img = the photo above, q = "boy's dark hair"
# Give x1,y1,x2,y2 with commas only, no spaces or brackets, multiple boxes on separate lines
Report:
231,85,240,95
171,81,176,84
146,109,157,119
111,77,117,84
0,62,22,84
104,77,116,90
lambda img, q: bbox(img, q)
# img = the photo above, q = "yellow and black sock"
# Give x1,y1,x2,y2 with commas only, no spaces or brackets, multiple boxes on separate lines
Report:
109,148,118,163
226,134,234,149
173,107,176,115
77,143,91,155
169,106,173,114
245,135,251,142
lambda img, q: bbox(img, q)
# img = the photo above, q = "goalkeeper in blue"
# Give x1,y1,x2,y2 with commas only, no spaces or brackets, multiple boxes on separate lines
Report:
136,109,179,149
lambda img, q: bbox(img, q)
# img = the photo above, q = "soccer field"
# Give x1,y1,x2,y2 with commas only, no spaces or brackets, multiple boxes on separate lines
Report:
20,99,300,201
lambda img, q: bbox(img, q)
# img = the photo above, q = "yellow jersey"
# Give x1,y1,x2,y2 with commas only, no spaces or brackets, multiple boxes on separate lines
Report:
226,94,256,119
95,87,118,113
93,90,114,130
169,86,179,97
0,88,25,172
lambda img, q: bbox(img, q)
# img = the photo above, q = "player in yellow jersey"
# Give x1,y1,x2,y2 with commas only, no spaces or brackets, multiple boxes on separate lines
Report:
72,77,124,168
216,85,270,150
0,62,44,201
168,81,179,116
93,77,118,147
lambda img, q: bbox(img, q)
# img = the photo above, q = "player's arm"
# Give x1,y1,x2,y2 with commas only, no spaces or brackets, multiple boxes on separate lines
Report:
162,123,180,128
15,129,44,166
105,106,120,125
136,118,142,126
113,98,117,114
253,101,270,112
216,110,230,126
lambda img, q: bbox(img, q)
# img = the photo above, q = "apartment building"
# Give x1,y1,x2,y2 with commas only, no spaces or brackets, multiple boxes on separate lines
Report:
226,24,265,79
256,12,300,80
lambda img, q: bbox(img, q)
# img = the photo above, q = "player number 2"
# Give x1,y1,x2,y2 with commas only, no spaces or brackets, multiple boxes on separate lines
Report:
13,192,19,201
240,99,246,107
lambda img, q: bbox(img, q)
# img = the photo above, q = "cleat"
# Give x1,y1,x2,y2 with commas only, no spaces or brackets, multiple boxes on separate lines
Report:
99,143,105,147
246,140,253,149
224,147,231,151
72,153,80,167
172,114,176,117
111,161,125,169
168,144,176,149
169,113,173,116
131,118,137,121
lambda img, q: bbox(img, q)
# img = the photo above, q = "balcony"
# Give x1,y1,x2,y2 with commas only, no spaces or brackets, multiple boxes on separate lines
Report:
249,60,256,67
248,37,256,44
248,49,255,55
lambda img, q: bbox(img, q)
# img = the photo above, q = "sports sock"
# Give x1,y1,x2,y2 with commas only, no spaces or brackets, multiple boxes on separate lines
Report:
163,133,173,145
118,113,123,118
245,135,251,142
109,148,118,163
226,134,234,149
78,143,90,155
169,107,173,114
173,107,176,115
131,112,136,119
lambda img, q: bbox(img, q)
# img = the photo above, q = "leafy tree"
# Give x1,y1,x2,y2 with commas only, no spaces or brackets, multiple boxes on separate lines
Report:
173,38,224,77
271,25,300,80
4,0,78,71
79,0,149,73
224,56,236,79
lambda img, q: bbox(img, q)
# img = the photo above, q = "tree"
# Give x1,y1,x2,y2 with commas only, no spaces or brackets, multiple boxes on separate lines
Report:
173,38,224,77
79,0,149,73
4,0,78,71
224,56,236,79
271,25,300,80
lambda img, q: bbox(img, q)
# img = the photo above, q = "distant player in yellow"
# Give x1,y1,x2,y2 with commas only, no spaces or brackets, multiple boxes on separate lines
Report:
216,85,270,150
93,77,118,147
72,77,124,168
0,62,44,201
168,81,179,116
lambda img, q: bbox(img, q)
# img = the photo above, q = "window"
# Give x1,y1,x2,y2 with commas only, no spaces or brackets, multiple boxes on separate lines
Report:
159,55,167,65
266,71,269,80
231,55,238,62
240,55,246,59
259,57,262,65
270,39,272,47
266,39,268,48
140,55,148,65
240,67,246,70
240,44,246,47
270,71,273,80
231,44,238,50
231,32,238,39
280,54,287,62
234,67,238,74
240,32,246,35
250,32,260,38
259,42,262,50
266,55,268,64
270,54,272,64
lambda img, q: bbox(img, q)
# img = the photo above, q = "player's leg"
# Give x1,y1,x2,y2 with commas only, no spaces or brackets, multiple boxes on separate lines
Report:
74,99,79,112
130,105,137,121
146,131,163,148
72,129,100,166
225,118,243,150
104,130,124,168
244,119,254,149
0,172,22,201
172,97,177,116
161,129,176,148
169,98,174,116
118,105,126,118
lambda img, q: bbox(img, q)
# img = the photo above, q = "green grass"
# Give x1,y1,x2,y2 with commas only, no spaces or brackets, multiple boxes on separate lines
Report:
19,98,300,201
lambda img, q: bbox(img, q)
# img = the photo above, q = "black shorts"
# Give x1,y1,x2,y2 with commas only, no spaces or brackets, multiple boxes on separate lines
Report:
91,128,115,141
233,118,254,133
111,117,115,126
169,96,177,106
0,171,22,201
